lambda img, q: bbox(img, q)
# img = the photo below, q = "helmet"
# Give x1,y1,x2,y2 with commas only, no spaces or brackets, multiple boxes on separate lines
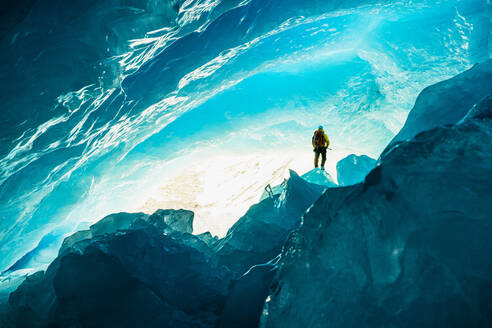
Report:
318,125,323,130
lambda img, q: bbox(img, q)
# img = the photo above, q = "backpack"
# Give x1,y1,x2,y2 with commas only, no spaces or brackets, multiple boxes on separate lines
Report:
312,130,325,147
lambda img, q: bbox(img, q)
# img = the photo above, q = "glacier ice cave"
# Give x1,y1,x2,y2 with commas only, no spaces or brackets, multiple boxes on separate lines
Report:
0,0,491,327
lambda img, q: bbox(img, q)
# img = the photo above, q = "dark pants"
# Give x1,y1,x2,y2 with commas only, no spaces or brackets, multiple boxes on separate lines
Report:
314,147,327,168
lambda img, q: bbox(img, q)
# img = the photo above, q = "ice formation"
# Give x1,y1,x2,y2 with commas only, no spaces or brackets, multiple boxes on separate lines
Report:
1,0,490,276
261,94,492,328
1,169,320,327
3,84,492,327
336,154,376,186
0,0,492,327
391,59,492,144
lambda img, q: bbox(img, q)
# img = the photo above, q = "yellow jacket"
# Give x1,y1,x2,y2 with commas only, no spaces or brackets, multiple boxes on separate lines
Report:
312,129,330,147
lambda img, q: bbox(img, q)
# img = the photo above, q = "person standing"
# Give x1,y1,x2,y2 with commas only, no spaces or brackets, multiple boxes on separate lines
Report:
312,125,330,170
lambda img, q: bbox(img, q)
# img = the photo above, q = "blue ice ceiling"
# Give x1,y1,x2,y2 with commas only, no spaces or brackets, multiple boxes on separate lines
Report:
0,0,490,273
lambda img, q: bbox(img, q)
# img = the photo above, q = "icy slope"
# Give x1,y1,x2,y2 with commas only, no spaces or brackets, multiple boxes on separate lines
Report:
261,96,492,327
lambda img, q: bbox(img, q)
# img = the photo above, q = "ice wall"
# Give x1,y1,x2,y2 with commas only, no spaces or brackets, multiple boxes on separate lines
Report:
0,0,490,273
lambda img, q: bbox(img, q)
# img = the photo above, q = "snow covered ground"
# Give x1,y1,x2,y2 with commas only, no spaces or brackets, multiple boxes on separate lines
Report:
135,147,345,236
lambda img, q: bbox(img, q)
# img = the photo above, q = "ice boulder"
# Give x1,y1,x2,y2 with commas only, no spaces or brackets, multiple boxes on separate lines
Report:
2,210,231,328
391,59,492,144
262,95,492,327
301,168,337,188
90,212,149,236
336,154,377,186
57,212,148,255
147,209,194,234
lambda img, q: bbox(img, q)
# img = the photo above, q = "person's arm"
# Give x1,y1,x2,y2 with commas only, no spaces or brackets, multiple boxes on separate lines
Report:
324,133,330,147
312,134,315,147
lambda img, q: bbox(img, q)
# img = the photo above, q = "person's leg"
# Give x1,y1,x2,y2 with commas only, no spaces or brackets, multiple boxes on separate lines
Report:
321,148,327,168
314,150,320,168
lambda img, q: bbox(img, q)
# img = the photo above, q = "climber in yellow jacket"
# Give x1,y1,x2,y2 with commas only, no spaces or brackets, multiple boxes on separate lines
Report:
312,125,330,170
